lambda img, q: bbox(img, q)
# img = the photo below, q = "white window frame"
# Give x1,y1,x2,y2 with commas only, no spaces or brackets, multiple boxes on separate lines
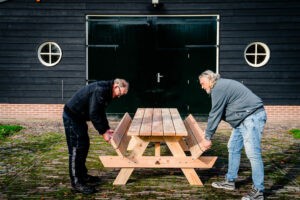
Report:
244,42,270,67
38,42,62,67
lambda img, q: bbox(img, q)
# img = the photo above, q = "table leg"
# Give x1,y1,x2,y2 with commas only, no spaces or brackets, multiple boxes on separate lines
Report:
113,136,149,185
113,168,135,185
165,137,203,186
155,142,160,156
179,138,189,151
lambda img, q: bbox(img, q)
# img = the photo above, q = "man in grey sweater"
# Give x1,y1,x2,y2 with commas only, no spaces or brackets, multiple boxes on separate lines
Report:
199,70,267,200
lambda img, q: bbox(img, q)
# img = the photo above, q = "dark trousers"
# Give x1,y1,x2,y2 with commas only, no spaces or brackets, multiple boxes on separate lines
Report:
63,111,89,185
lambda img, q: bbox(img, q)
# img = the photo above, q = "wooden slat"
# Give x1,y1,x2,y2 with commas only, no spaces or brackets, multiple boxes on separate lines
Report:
140,108,153,136
184,119,204,159
127,136,138,151
110,112,131,148
99,156,218,168
185,114,205,144
155,142,161,156
113,168,134,185
162,108,176,136
110,112,132,156
179,138,189,151
112,136,150,185
184,114,206,159
127,108,145,136
152,108,163,136
165,137,203,186
170,108,188,136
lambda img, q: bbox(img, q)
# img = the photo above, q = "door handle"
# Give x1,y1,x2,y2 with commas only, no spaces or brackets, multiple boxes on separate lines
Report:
156,72,163,83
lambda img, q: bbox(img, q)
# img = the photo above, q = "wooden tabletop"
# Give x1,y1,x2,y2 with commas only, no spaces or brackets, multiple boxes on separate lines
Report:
127,108,188,136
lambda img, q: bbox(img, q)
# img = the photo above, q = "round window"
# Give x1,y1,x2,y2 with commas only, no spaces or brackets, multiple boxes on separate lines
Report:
244,42,270,67
38,42,62,67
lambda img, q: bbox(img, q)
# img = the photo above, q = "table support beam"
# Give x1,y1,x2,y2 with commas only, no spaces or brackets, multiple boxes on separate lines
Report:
165,137,204,186
99,156,217,168
112,136,149,185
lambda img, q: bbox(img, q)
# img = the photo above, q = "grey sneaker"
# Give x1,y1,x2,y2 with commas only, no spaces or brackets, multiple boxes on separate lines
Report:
241,187,264,200
211,180,235,190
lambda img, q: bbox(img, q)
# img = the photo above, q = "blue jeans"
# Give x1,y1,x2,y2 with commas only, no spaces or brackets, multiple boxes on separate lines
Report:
226,110,267,191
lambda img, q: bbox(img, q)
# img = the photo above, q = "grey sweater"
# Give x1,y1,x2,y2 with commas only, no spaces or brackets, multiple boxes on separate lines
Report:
205,78,264,140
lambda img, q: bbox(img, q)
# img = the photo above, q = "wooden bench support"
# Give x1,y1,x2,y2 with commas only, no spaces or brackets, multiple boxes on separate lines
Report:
184,114,209,159
99,156,218,168
110,112,132,156
182,114,218,185
113,168,135,185
111,136,149,185
99,112,134,185
164,136,203,185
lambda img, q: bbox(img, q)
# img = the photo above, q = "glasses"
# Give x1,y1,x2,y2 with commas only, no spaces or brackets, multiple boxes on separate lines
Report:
116,86,122,98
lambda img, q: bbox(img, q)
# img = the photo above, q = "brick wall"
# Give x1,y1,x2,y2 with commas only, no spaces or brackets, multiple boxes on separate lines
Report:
264,105,300,124
0,104,299,124
0,104,64,119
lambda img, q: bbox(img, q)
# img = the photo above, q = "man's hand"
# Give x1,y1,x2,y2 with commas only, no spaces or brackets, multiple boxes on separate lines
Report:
102,129,114,142
199,138,212,151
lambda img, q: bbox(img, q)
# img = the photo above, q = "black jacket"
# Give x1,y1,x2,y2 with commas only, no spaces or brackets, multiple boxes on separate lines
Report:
64,80,113,134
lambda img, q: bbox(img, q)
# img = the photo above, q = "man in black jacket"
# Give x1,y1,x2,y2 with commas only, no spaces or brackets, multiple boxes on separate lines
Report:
63,78,129,194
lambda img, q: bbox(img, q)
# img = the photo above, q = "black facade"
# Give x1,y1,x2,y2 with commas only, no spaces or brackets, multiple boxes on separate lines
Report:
0,0,299,114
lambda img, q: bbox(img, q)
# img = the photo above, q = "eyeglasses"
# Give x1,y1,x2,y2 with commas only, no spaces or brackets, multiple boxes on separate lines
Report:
116,86,122,98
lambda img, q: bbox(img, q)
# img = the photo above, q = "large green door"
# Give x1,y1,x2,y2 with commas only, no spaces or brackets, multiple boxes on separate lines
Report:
87,16,218,115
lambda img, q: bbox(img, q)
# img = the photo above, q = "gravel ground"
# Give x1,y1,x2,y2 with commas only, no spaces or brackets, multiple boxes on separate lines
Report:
0,118,299,200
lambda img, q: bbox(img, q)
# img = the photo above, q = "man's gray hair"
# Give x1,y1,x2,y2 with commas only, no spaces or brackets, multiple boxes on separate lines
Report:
114,78,129,90
199,70,220,87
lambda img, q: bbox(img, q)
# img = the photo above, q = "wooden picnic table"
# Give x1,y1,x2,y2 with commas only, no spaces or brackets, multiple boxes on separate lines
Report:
99,108,217,186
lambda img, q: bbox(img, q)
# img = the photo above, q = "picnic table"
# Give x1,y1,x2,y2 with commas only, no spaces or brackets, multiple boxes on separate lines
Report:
99,108,217,186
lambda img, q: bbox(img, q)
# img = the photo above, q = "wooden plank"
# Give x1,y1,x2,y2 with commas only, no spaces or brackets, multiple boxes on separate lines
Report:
182,169,203,186
184,115,204,159
140,108,153,136
184,114,208,159
169,108,188,136
185,114,205,145
179,138,189,152
152,108,163,136
115,135,131,157
155,142,160,156
165,137,203,186
2,4,300,107
127,136,138,151
113,168,134,185
126,136,150,160
110,112,131,150
162,108,176,136
127,108,145,136
111,136,149,185
99,156,218,168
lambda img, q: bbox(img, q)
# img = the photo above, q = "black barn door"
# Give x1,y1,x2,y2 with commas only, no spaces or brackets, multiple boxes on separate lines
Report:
87,16,218,115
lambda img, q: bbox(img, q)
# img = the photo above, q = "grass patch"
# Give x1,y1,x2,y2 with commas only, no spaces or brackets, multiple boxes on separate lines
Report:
0,131,65,197
0,124,23,140
288,129,300,139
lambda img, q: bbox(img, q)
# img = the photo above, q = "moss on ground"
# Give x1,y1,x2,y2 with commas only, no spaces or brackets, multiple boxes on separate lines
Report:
0,123,299,199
